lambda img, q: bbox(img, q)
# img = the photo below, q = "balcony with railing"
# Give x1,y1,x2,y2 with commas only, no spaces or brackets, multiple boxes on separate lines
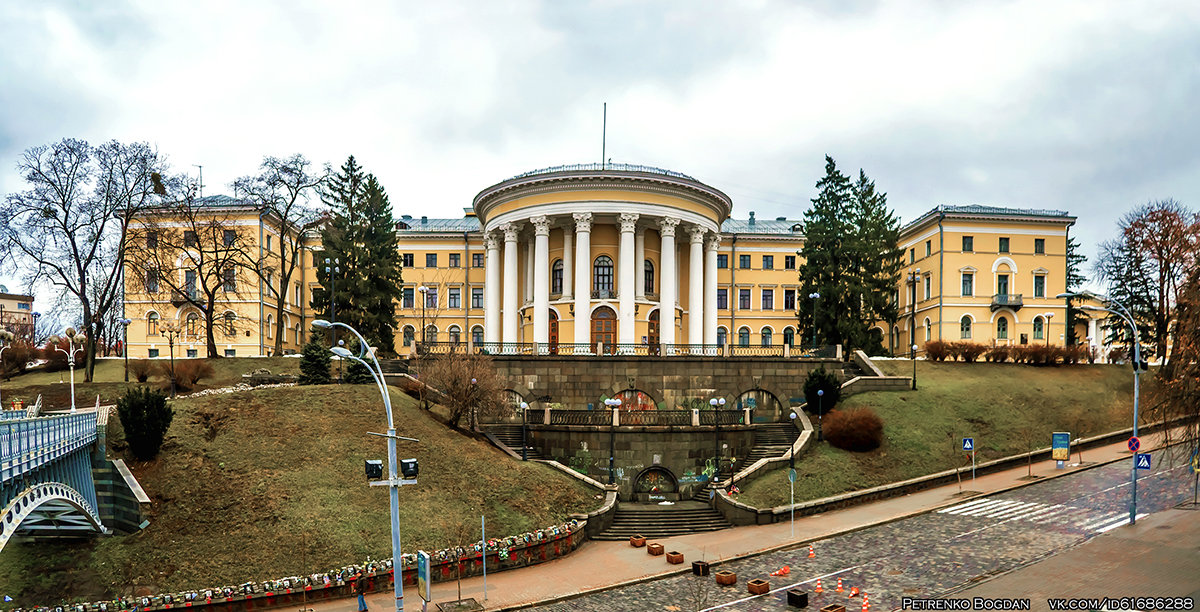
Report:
425,339,839,360
591,289,617,300
991,293,1023,311
171,288,201,306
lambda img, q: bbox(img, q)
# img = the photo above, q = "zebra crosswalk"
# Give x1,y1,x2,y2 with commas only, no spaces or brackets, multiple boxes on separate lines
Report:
937,497,1147,533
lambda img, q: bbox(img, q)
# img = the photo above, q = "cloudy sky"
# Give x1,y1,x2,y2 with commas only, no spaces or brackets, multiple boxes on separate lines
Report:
2,0,1198,298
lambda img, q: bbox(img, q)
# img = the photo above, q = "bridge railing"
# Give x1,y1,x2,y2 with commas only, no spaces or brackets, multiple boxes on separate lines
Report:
548,410,612,426
618,410,692,426
1,412,98,482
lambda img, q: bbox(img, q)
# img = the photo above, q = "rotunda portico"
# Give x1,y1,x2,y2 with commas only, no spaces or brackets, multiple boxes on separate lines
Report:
473,164,732,352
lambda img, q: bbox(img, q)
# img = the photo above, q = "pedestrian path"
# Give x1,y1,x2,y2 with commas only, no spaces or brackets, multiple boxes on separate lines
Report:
938,497,1148,534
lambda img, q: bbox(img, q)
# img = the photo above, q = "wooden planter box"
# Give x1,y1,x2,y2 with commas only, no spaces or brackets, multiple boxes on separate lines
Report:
820,604,846,612
691,560,710,576
747,579,770,595
647,543,665,556
714,570,737,586
629,535,646,547
787,588,809,608
665,551,684,564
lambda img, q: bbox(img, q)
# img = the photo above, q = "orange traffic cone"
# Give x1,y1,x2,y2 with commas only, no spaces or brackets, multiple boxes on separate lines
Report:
862,594,870,611
770,565,791,577
814,579,823,593
849,586,860,598
835,578,844,592
808,544,815,558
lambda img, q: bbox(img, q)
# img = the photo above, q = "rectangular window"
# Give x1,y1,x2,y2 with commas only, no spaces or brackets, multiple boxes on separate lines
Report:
923,275,931,300
312,252,319,267
471,287,484,309
147,231,158,249
717,288,728,310
184,230,197,247
784,255,796,270
424,287,438,308
425,253,437,268
962,236,973,252
148,348,160,358
145,269,159,293
738,289,751,310
762,255,774,270
961,273,974,297
185,269,197,297
1034,238,1045,254
223,268,236,291
999,237,1010,253
402,253,414,267
17,302,30,310
266,235,272,251
739,254,751,269
223,229,236,247
224,349,236,357
186,349,198,358
449,253,460,268
909,248,915,264
717,254,728,269
925,240,931,257
1034,275,1046,298
784,289,796,310
295,284,301,305
402,287,414,309
472,253,484,268
448,287,461,309
762,289,774,310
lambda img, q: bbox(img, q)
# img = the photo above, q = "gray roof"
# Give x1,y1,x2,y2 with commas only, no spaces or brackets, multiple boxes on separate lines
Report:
195,194,251,207
902,204,1075,233
396,216,481,233
720,217,802,235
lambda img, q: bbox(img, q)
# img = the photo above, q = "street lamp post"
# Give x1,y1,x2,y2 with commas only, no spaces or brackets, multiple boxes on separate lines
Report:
314,319,414,612
1058,292,1143,525
48,328,87,413
1044,312,1054,346
0,329,14,408
325,258,341,381
417,286,429,352
119,318,132,382
788,411,798,470
160,320,182,398
604,398,622,484
912,344,919,390
709,397,726,482
816,389,825,442
520,401,530,461
808,292,820,351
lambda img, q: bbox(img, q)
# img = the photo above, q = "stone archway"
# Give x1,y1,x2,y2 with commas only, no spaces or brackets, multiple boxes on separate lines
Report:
633,466,679,502
736,388,787,423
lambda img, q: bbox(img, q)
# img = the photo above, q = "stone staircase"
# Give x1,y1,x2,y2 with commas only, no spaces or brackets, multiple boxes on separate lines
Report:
742,423,799,466
594,501,732,541
484,424,544,460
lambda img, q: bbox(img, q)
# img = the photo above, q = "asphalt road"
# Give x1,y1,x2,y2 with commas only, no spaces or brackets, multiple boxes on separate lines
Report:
527,445,1198,611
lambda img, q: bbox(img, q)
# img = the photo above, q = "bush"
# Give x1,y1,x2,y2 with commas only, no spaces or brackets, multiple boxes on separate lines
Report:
924,340,950,362
1010,345,1030,364
116,386,173,460
41,338,72,372
299,339,332,385
171,359,215,391
1108,347,1128,363
986,345,1010,363
946,342,964,362
803,367,840,413
129,359,155,383
959,342,986,363
822,407,884,452
0,341,36,379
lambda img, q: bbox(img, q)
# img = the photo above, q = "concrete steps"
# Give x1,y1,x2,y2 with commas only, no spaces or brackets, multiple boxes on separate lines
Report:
484,424,544,460
594,501,732,540
742,423,798,465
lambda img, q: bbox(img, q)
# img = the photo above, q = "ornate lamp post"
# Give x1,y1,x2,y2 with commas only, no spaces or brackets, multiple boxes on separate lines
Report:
0,328,14,408
1044,312,1054,346
604,398,622,483
160,320,182,398
30,312,40,342
48,328,87,413
119,318,132,382
417,286,429,351
816,388,825,442
912,343,919,391
808,292,820,351
709,396,726,482
520,401,530,461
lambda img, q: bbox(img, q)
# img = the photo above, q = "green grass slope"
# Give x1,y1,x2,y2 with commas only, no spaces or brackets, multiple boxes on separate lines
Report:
0,384,600,603
738,361,1146,508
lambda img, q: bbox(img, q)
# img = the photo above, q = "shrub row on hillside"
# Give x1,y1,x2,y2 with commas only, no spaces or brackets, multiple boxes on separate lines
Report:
823,407,884,452
128,359,214,391
924,341,1089,365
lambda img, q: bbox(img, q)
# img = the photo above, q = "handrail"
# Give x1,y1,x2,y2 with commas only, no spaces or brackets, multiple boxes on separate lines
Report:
619,410,691,426
1,412,98,482
548,410,612,426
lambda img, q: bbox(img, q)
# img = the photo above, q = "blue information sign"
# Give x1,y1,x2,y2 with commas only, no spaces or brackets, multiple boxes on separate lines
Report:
1052,432,1071,461
962,438,974,451
1135,453,1152,471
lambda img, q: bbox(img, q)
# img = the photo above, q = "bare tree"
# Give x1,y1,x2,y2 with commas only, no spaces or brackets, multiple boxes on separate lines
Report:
232,155,326,355
1150,266,1200,459
422,352,507,430
0,139,164,380
124,186,258,358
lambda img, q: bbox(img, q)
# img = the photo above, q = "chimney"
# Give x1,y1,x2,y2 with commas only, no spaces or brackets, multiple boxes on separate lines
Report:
421,216,428,225
748,211,756,226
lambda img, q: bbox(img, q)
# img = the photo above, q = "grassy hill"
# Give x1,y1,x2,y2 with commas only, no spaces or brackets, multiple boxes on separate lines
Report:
0,383,601,604
737,361,1148,508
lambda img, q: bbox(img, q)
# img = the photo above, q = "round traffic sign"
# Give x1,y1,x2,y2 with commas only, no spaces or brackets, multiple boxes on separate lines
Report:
788,468,797,483
1191,450,1199,474
1128,436,1141,452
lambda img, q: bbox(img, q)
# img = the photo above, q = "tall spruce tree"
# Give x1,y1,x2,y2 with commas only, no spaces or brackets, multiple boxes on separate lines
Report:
1064,235,1088,345
798,157,902,355
311,157,404,356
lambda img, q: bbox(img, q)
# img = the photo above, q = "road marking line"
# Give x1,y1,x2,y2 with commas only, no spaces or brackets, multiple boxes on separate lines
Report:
1095,513,1148,533
698,563,867,611
1006,504,1062,521
950,499,1014,515
1078,511,1125,530
1029,507,1074,523
959,500,1022,516
985,502,1044,518
939,498,995,513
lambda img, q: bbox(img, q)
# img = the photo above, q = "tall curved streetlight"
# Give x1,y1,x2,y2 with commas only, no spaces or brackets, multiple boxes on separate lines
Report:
48,328,87,413
709,397,726,483
0,328,14,408
1057,292,1144,525
313,319,417,612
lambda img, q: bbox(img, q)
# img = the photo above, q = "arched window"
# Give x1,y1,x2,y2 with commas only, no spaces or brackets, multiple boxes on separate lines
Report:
997,317,1009,340
593,255,614,296
402,326,415,347
147,312,160,336
716,327,727,347
224,312,237,336
924,318,931,341
960,316,972,339
1033,316,1044,340
295,323,301,344
783,327,795,347
424,325,438,343
266,314,273,338
186,312,199,337
760,327,772,346
644,260,655,294
471,325,484,346
551,259,563,294
738,326,751,347
447,325,461,345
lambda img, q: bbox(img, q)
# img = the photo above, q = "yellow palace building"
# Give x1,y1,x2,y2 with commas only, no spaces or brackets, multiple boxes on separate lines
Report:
121,164,1076,359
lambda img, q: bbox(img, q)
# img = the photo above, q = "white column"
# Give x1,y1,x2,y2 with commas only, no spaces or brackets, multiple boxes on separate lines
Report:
562,226,574,300
688,225,705,345
502,223,520,346
573,213,593,345
524,237,534,304
484,233,501,344
532,215,550,349
658,218,679,347
704,234,720,347
635,227,646,300
618,213,639,345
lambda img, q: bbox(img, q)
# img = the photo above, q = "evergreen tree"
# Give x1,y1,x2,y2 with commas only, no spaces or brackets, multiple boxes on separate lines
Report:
847,170,903,354
116,387,174,461
1064,235,1088,345
357,175,404,355
299,337,332,385
798,156,853,350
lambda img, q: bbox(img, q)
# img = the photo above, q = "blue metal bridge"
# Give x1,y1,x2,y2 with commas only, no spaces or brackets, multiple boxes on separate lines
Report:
0,400,109,552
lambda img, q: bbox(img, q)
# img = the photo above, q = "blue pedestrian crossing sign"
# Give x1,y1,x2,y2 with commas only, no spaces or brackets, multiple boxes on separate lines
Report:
962,438,975,451
1135,453,1152,470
